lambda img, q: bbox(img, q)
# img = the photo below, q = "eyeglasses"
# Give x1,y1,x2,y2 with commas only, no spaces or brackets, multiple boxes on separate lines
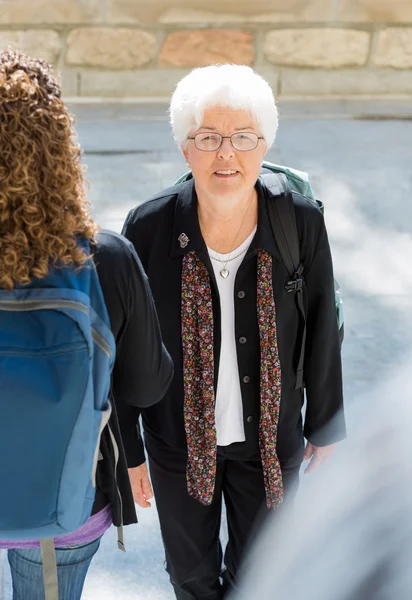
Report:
188,132,264,152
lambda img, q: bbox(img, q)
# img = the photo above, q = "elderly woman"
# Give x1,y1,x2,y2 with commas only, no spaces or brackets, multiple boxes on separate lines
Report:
122,64,345,600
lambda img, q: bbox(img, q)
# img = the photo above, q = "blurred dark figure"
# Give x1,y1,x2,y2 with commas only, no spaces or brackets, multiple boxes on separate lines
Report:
232,367,412,600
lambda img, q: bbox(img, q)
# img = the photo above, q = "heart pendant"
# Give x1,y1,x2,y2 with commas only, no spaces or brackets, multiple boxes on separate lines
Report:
220,268,229,279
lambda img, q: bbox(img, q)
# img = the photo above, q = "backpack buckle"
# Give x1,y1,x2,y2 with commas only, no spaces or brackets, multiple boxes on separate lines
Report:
285,276,303,293
285,264,304,293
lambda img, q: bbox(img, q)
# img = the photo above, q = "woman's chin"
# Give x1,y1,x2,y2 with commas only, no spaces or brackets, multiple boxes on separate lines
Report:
210,175,244,194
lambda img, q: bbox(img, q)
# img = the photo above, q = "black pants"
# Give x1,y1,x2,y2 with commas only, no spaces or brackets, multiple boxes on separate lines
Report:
145,433,301,600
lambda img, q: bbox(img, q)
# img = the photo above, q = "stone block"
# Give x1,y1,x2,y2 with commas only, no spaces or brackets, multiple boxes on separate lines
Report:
338,0,412,23
108,0,333,24
158,30,254,67
78,67,279,98
79,68,192,97
0,30,61,64
374,28,412,68
280,68,412,95
66,28,156,70
0,0,101,25
265,29,370,68
253,67,280,94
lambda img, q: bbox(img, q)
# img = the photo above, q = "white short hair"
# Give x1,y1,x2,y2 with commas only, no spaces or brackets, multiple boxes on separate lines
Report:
169,64,278,149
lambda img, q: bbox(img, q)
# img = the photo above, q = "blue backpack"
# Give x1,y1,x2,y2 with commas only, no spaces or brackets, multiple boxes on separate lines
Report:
0,240,116,598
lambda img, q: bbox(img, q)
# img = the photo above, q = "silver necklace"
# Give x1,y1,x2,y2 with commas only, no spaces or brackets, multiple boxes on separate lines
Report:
210,246,248,276
208,197,254,279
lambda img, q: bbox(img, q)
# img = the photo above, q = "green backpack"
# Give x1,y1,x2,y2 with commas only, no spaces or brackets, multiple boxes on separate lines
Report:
175,161,344,390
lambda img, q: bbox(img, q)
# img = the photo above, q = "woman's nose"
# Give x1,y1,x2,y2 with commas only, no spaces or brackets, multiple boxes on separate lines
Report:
217,138,235,160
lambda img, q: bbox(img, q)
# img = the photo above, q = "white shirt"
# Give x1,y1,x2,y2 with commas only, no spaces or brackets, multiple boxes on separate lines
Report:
208,227,257,446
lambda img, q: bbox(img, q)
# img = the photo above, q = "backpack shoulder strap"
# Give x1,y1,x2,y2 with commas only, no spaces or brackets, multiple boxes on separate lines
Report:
262,171,301,278
262,172,306,391
40,538,59,600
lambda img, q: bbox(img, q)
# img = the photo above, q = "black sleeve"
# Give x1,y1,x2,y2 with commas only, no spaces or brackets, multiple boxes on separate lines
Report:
115,402,146,468
114,242,173,466
112,242,173,408
95,231,173,467
122,209,142,257
302,219,346,446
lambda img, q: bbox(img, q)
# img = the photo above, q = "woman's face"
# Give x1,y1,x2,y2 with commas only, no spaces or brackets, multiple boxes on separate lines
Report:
182,106,267,202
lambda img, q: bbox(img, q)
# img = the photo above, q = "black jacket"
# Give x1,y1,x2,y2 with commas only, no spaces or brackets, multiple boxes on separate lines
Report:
121,179,345,467
92,230,173,525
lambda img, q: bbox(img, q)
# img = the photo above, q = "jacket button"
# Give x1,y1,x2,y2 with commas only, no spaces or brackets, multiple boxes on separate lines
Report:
237,290,245,299
243,375,250,383
239,336,247,344
247,416,253,423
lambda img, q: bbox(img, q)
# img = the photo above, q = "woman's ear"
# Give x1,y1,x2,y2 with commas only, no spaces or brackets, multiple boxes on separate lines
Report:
181,143,189,165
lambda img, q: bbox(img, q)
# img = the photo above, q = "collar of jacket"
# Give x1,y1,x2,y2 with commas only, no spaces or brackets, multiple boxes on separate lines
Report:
170,177,281,263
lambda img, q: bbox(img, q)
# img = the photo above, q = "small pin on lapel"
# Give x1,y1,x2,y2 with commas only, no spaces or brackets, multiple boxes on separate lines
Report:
178,233,190,249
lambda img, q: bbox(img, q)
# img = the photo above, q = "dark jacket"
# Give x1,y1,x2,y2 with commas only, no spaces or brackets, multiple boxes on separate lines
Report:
92,230,173,525
121,179,345,467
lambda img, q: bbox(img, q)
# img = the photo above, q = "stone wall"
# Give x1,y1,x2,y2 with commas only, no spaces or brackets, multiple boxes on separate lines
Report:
1,0,412,97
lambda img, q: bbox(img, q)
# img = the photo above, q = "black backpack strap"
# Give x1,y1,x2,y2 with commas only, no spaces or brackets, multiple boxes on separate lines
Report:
263,172,300,276
262,172,306,391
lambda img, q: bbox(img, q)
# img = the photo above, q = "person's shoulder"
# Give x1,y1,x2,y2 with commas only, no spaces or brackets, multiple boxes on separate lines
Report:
95,229,135,256
258,176,323,226
93,230,137,272
292,191,323,223
292,191,326,250
93,230,146,306
125,181,189,225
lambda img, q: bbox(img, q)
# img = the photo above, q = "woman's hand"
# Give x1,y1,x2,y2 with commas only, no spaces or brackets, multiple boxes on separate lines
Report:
128,462,154,508
303,442,338,474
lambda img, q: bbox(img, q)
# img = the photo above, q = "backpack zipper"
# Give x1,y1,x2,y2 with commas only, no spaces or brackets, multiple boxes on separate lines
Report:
91,328,112,359
0,299,112,358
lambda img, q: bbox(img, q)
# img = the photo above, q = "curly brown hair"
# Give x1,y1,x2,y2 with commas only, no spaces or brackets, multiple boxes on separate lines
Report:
0,49,98,290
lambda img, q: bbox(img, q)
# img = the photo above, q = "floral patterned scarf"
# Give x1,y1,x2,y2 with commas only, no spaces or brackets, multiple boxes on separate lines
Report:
181,249,283,509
